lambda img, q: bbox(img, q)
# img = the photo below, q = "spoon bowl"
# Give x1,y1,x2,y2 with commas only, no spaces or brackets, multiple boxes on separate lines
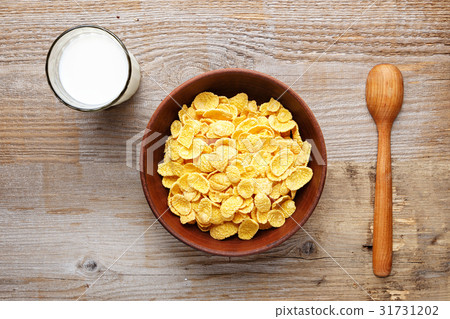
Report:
366,64,403,126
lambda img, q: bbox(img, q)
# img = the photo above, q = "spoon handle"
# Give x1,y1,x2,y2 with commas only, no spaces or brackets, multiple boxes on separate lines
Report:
373,125,393,277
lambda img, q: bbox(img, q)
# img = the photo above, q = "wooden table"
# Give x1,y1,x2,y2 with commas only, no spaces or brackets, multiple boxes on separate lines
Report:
0,0,448,300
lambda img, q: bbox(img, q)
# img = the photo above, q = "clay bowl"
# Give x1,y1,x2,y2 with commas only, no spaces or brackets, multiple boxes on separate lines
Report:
140,68,327,256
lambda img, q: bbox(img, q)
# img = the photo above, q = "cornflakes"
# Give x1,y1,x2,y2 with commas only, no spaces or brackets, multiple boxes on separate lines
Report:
158,92,313,240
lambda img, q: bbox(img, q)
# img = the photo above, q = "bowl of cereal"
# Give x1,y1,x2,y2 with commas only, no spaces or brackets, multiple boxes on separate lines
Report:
140,68,326,256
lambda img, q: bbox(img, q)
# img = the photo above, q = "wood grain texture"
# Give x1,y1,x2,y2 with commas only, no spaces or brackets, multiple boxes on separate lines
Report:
0,0,449,300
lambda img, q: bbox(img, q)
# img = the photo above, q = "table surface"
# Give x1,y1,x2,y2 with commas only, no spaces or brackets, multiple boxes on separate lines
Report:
0,0,449,301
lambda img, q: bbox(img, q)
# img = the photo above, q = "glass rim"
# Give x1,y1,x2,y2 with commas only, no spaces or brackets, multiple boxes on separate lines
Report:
45,24,133,112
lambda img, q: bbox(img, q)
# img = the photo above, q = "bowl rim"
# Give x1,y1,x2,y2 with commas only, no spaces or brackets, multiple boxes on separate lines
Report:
140,68,327,256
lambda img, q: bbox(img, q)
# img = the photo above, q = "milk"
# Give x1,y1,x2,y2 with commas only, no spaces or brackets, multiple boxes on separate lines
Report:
59,33,129,106
46,26,140,111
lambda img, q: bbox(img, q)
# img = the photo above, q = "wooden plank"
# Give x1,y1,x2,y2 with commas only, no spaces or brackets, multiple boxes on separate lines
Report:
0,59,448,164
0,162,448,300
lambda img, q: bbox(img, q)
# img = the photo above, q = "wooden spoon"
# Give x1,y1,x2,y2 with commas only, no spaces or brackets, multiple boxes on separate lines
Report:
365,64,403,277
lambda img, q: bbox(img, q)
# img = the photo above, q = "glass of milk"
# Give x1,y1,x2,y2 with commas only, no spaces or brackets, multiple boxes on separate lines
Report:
46,25,141,111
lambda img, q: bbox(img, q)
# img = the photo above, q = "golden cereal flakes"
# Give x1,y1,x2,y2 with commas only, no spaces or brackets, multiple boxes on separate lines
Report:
158,92,313,240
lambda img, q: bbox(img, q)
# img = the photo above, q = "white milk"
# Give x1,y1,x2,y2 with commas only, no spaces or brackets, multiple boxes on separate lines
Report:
58,33,129,107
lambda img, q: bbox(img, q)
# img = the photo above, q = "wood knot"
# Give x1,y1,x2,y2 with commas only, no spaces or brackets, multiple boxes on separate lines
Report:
316,276,325,286
82,259,98,272
345,163,357,179
301,241,315,255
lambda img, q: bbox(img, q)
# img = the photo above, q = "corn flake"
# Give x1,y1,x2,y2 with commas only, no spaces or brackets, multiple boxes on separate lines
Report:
203,109,233,121
286,167,313,191
162,176,178,189
295,141,312,166
253,177,273,195
210,222,238,240
193,92,219,110
267,210,285,227
196,198,212,224
270,150,294,176
187,173,210,194
267,98,281,112
183,190,199,202
177,122,195,148
210,206,224,225
170,120,182,138
254,193,271,213
220,195,243,219
237,178,254,199
211,120,235,137
170,194,191,216
229,93,248,112
268,115,296,133
225,166,241,184
233,212,250,224
180,211,195,224
256,209,269,224
238,219,259,240
277,108,292,123
280,199,296,218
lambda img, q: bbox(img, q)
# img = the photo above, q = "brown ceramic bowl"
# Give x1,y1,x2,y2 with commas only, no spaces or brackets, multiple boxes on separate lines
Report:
140,68,327,256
